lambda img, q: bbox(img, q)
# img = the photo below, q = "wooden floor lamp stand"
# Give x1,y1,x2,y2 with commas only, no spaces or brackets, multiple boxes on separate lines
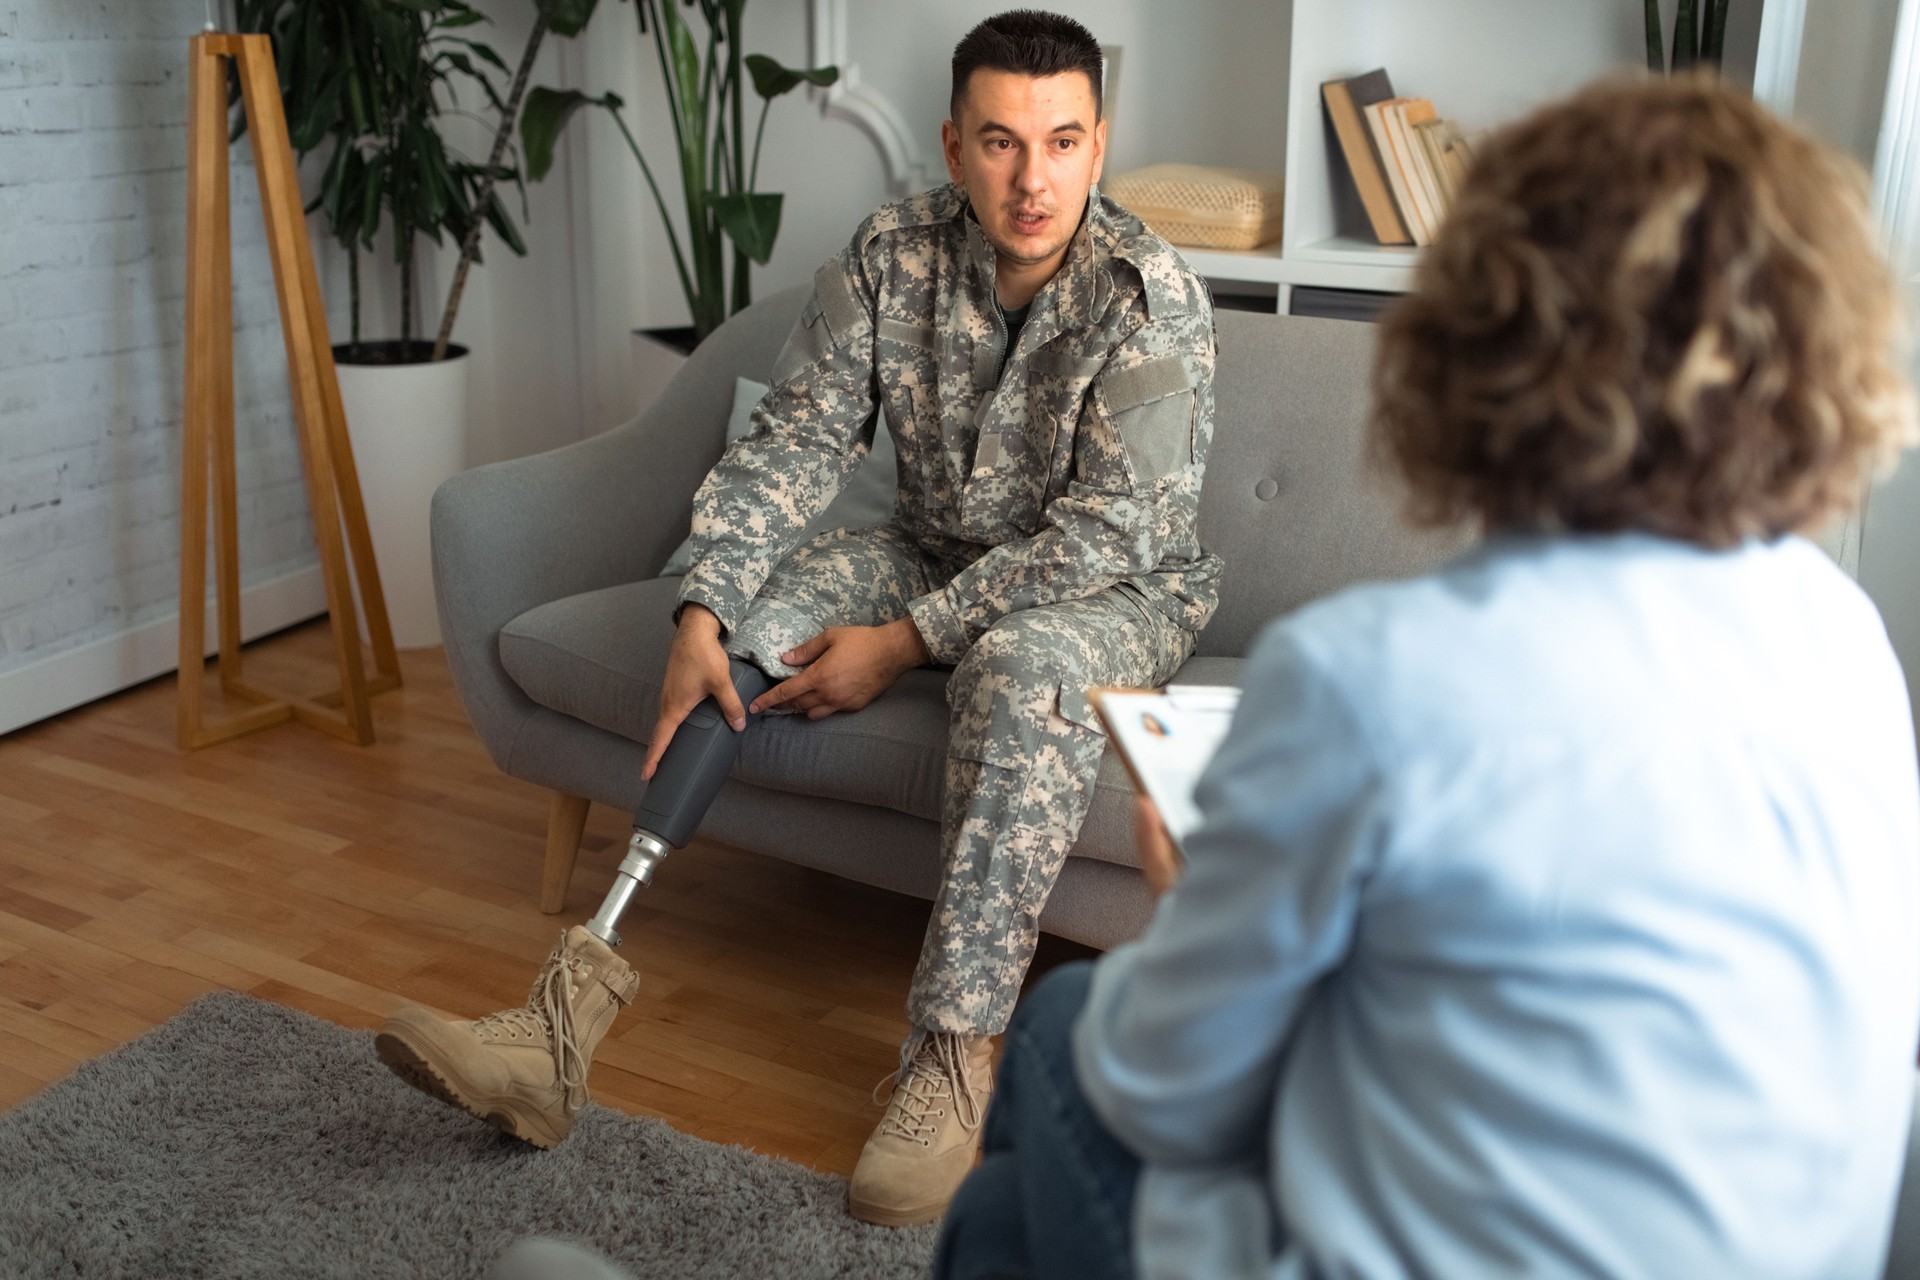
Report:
178,32,400,750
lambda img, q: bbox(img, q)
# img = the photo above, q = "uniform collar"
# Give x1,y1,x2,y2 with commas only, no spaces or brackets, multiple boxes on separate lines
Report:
952,184,1110,333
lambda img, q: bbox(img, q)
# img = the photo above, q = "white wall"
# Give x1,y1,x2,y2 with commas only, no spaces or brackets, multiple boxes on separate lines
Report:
0,2,326,733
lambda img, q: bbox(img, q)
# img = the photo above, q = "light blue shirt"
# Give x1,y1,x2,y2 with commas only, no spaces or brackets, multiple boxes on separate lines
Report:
1076,533,1920,1279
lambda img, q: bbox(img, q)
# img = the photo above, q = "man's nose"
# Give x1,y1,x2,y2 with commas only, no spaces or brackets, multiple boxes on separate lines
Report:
1015,147,1047,194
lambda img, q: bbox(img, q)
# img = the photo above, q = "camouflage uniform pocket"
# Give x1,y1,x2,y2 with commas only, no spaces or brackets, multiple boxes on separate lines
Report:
1053,680,1104,734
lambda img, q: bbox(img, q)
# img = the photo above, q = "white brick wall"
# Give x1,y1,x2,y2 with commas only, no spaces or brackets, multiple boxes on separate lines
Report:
0,3,322,682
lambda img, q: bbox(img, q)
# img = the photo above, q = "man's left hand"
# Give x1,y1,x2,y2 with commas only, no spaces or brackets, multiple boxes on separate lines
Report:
750,617,931,720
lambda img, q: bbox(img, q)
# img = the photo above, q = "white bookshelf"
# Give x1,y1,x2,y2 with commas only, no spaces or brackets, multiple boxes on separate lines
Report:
1182,0,1806,312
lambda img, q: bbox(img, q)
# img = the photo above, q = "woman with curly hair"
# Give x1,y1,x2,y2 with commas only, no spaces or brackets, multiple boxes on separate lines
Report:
936,76,1920,1280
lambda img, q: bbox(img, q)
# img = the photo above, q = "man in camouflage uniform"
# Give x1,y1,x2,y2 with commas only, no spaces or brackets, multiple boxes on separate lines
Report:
377,9,1219,1227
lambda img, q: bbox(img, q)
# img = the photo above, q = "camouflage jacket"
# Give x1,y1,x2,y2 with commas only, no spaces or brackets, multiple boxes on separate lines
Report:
676,184,1223,665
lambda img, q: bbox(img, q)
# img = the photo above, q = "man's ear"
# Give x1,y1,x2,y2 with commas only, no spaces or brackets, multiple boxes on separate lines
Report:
1089,116,1108,187
941,118,965,189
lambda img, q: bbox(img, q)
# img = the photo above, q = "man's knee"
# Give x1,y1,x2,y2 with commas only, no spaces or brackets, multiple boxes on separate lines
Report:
951,617,1061,699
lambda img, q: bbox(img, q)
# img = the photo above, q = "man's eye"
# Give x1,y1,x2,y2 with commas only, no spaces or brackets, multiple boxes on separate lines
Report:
991,139,1012,151
1056,138,1075,150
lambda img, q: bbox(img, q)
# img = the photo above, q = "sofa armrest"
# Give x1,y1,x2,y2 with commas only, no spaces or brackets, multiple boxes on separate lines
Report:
431,285,808,773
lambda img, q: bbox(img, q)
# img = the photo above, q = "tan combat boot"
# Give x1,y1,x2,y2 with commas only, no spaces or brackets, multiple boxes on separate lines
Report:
375,926,639,1149
848,1029,996,1226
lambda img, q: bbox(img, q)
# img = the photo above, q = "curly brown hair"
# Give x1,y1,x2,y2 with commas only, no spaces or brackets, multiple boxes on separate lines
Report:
1371,75,1915,547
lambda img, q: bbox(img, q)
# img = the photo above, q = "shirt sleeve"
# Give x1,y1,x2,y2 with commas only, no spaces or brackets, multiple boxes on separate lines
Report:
1071,619,1384,1166
906,305,1216,664
676,242,880,634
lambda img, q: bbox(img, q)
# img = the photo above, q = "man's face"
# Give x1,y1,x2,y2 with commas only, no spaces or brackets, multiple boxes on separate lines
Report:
943,68,1107,276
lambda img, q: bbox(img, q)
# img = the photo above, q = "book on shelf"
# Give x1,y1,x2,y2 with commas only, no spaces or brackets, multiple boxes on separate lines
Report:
1415,118,1463,202
1344,76,1474,247
1389,99,1445,244
1320,69,1410,247
1363,97,1431,245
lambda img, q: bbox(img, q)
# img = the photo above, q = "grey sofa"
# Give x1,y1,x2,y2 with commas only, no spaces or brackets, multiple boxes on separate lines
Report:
430,285,1467,943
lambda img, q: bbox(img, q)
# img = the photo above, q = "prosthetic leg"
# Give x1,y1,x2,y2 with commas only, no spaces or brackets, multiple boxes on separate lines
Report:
584,657,774,946
375,656,775,1147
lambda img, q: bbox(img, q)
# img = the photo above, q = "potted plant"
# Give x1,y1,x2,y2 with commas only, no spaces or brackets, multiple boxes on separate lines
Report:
518,0,836,406
236,0,593,646
1645,0,1733,73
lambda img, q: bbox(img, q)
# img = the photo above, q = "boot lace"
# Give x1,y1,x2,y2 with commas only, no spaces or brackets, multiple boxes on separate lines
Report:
472,936,591,1108
872,1030,984,1147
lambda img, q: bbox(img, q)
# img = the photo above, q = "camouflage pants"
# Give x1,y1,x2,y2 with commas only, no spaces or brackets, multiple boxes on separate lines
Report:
726,524,1194,1035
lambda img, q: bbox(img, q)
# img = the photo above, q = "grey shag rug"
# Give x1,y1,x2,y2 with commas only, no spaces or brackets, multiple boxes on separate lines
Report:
0,992,936,1278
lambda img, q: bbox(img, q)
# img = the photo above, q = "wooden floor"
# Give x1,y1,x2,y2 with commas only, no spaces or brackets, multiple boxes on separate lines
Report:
0,620,1091,1174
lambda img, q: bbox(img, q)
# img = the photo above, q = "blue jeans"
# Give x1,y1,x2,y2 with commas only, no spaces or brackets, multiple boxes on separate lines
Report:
934,962,1140,1280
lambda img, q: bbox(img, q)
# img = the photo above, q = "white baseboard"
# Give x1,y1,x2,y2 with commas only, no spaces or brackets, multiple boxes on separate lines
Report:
0,564,329,737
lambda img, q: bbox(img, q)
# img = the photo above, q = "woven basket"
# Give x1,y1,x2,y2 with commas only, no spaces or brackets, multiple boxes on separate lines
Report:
1106,164,1284,250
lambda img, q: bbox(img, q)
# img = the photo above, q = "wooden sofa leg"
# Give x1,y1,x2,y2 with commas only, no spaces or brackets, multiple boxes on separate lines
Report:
541,792,591,914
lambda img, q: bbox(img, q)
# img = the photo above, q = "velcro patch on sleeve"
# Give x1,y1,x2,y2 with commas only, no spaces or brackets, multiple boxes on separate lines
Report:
814,259,869,346
770,297,831,385
1102,353,1191,414
1114,390,1194,480
1031,348,1108,379
876,317,936,350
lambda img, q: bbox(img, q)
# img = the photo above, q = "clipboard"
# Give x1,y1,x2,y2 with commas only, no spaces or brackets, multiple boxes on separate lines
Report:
1088,684,1239,846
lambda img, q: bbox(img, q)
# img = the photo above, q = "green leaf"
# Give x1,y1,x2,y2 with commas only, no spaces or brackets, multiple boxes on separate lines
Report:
318,132,353,230
1701,0,1732,66
480,185,529,255
289,70,343,153
744,53,798,99
520,85,612,181
1672,0,1698,70
661,3,703,143
345,66,370,133
712,191,782,264
439,10,487,27
744,54,837,100
451,36,510,75
438,49,480,81
540,0,603,38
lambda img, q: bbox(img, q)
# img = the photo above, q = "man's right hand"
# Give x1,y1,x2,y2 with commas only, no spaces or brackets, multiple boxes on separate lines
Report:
642,603,747,781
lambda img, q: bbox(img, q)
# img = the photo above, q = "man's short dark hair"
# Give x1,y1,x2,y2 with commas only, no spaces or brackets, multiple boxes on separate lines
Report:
950,10,1103,124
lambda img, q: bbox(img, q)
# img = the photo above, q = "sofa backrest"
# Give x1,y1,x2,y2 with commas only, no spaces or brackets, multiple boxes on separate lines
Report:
682,286,1471,658
1195,309,1472,657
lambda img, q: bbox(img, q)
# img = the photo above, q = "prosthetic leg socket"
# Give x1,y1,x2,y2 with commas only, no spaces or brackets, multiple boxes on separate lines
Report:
585,657,775,947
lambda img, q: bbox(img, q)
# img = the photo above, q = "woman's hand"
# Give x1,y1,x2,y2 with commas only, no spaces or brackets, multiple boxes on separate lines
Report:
1134,794,1185,898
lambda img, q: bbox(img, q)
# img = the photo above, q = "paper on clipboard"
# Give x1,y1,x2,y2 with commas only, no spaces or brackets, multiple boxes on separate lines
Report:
1090,684,1240,847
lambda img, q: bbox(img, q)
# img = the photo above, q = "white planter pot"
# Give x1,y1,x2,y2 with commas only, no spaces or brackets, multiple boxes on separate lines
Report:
334,344,470,650
631,326,694,415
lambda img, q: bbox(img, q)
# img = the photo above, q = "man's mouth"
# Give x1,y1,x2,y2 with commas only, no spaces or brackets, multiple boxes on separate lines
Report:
1009,208,1050,235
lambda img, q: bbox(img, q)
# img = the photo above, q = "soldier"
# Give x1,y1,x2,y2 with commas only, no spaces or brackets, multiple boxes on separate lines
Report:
377,8,1221,1226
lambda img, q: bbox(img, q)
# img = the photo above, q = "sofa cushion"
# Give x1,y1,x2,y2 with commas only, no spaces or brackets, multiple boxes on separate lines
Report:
497,577,1245,869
